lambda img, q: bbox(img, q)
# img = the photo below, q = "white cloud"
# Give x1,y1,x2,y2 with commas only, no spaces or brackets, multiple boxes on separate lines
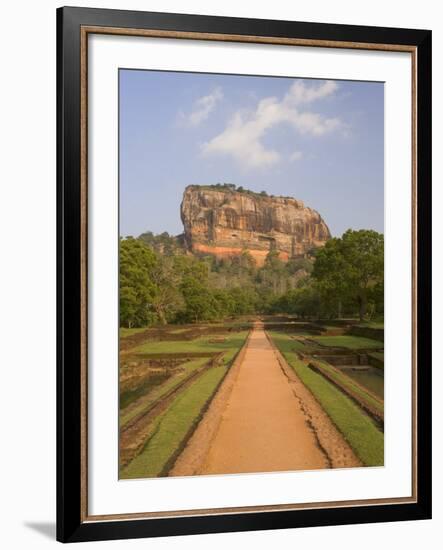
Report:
290,150,303,162
285,79,338,105
181,87,223,127
201,80,344,170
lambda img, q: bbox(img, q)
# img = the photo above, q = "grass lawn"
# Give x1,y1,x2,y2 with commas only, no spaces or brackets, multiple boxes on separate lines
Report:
133,331,249,365
121,366,228,478
309,359,384,413
269,332,384,467
120,358,208,427
269,335,307,352
358,321,384,329
311,335,383,350
120,327,148,338
120,371,170,411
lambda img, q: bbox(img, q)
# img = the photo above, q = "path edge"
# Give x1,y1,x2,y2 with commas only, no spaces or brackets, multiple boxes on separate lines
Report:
265,330,362,469
167,329,252,477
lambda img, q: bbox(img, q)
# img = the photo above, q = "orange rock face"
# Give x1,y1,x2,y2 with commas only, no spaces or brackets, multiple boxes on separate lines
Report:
180,185,330,266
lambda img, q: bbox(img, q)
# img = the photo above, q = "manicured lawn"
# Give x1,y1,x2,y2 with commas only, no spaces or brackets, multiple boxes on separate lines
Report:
267,333,308,352
120,327,148,338
121,366,228,478
269,332,384,467
133,331,249,365
320,325,344,331
310,358,384,413
120,358,208,427
359,321,384,329
120,370,170,411
311,335,383,350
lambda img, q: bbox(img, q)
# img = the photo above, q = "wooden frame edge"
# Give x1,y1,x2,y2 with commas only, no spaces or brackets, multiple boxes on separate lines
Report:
79,25,419,523
82,24,417,52
56,9,431,541
84,496,417,523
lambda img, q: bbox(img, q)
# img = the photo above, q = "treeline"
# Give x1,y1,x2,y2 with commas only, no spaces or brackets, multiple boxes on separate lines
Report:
120,229,383,328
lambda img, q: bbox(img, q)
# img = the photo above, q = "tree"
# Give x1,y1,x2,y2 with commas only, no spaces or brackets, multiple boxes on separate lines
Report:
286,257,313,275
180,275,219,322
239,249,256,270
138,230,182,255
119,227,383,327
259,249,287,295
290,285,321,318
119,238,158,327
310,237,347,318
271,285,321,318
312,229,384,320
149,256,184,324
228,286,258,315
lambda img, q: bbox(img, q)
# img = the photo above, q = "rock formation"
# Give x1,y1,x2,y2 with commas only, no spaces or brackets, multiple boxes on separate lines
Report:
180,185,330,265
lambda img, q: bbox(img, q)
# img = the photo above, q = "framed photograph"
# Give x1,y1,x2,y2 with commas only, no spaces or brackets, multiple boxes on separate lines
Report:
57,6,432,543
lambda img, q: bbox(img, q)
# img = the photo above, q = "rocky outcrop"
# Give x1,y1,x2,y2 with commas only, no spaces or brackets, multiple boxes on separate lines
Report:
180,185,330,265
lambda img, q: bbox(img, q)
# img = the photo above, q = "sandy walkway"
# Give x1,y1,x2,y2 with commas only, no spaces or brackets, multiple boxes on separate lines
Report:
198,326,328,475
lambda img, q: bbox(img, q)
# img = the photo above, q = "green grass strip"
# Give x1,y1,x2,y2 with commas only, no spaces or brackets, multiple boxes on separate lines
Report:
311,335,383,350
266,332,309,353
270,333,384,467
121,366,228,479
120,358,208,427
359,321,384,329
120,327,148,338
310,359,384,414
133,331,248,356
120,371,170,410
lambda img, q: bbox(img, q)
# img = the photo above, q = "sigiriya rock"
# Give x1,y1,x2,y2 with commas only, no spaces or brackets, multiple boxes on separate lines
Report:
180,185,330,266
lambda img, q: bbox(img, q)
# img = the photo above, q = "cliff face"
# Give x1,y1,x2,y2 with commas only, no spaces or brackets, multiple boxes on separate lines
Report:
180,185,330,265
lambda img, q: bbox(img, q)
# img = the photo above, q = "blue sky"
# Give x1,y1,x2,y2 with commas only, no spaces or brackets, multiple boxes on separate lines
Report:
119,69,384,238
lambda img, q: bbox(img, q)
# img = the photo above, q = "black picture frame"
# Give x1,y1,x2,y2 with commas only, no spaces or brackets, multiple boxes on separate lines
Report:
57,6,432,543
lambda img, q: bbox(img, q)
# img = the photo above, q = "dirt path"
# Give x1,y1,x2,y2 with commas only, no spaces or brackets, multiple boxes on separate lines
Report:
195,325,329,475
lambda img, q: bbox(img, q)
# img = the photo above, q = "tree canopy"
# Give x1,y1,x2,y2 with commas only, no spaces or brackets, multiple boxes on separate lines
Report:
119,228,384,327
312,229,384,320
